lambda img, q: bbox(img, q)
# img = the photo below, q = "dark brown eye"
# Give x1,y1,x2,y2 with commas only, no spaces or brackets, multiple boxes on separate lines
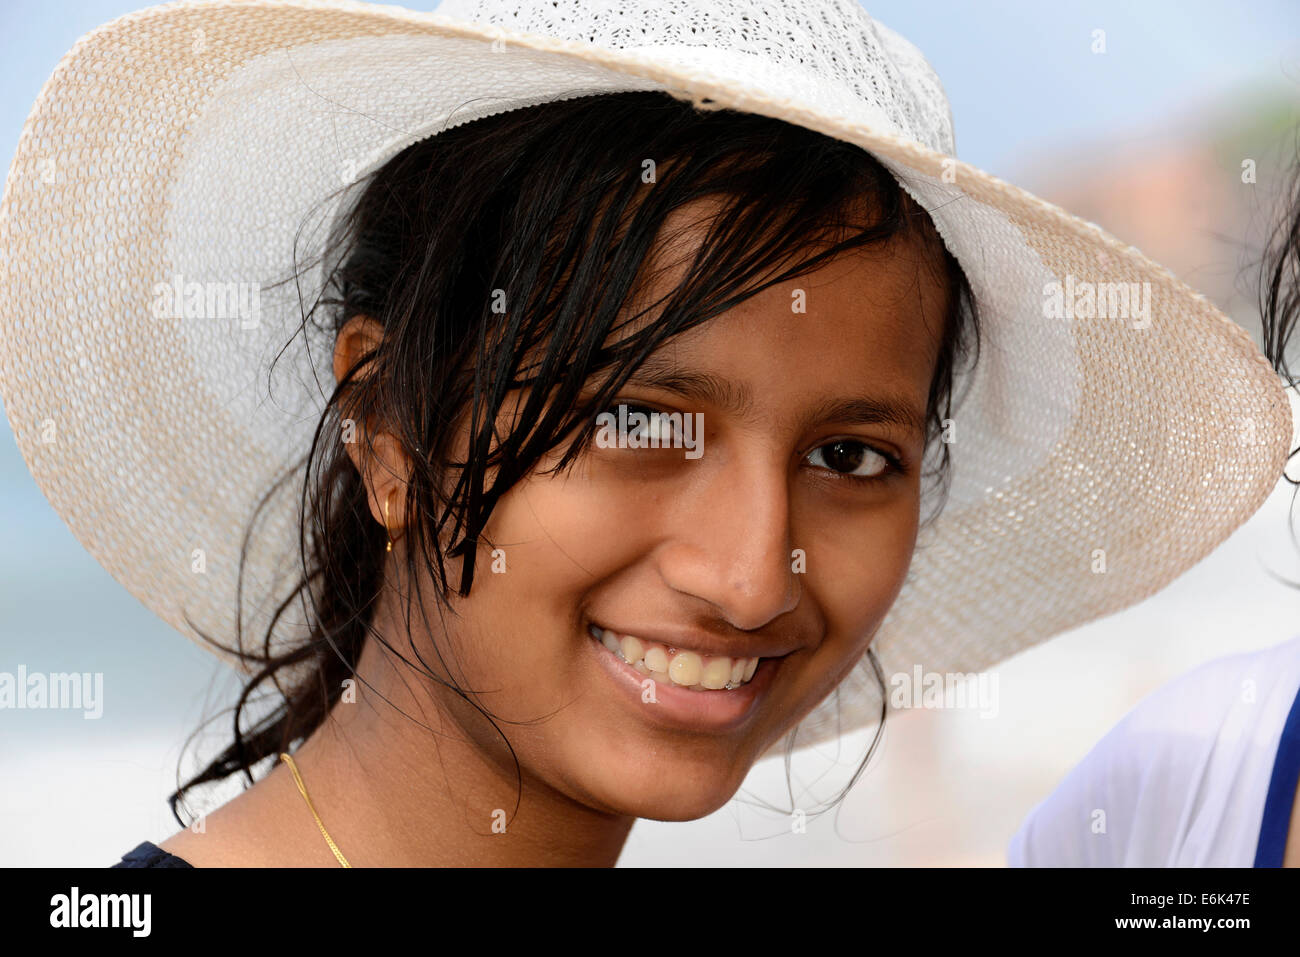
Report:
807,440,890,479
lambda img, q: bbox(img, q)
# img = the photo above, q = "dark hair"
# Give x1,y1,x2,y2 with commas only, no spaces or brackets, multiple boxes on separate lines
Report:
1259,142,1300,566
1261,149,1300,387
170,90,981,824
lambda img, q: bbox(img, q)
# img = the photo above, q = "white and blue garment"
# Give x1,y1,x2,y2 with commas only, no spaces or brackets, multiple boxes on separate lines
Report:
1007,634,1300,867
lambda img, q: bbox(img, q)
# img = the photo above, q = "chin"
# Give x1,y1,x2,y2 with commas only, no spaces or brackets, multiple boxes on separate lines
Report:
566,731,767,822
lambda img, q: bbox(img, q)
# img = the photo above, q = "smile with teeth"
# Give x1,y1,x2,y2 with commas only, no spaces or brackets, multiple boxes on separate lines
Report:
588,624,761,691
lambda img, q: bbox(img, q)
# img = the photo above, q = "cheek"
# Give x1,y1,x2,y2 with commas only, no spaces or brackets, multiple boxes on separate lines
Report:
433,471,641,678
801,495,921,668
478,452,671,589
481,473,641,588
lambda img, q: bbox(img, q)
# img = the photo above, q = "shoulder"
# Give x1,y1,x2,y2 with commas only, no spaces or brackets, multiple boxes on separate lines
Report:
110,841,193,869
1008,635,1300,867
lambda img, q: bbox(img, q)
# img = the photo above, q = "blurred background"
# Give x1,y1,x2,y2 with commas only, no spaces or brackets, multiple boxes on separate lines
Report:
2,0,1299,866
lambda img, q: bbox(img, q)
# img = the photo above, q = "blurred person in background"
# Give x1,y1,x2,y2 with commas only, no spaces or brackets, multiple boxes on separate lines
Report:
1008,148,1300,868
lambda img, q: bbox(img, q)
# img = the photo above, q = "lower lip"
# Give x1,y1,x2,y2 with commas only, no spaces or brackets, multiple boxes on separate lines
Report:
585,627,780,733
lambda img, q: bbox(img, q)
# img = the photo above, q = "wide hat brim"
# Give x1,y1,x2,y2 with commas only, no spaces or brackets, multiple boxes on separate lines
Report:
0,0,1290,755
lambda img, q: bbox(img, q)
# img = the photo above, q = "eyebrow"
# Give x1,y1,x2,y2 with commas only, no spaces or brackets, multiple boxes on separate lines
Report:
619,354,928,438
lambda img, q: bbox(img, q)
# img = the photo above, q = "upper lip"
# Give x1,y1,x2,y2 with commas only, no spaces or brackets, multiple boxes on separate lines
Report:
589,618,799,660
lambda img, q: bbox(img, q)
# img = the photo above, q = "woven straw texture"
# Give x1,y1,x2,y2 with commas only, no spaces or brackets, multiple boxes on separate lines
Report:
0,0,1291,754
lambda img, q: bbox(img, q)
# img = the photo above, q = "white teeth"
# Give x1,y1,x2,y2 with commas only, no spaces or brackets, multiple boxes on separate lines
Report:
668,650,703,686
644,646,669,673
590,623,764,691
701,658,732,690
620,635,645,664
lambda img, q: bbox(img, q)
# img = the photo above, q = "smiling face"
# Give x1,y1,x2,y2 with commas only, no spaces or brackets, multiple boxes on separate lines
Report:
396,196,950,822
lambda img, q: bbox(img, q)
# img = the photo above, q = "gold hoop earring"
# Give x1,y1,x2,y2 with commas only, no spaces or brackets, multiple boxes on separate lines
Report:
384,492,393,553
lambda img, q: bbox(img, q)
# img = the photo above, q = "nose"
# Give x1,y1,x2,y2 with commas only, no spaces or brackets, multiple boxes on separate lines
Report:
654,453,801,631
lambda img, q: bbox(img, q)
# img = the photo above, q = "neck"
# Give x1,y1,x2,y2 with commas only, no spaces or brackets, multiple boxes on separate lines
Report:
271,582,640,864
286,652,636,866
163,592,636,868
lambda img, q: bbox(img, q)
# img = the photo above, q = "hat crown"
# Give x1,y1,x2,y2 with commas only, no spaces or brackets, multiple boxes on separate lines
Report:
435,0,955,154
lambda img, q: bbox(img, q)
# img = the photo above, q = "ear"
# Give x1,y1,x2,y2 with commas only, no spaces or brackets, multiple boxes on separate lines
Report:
333,315,409,535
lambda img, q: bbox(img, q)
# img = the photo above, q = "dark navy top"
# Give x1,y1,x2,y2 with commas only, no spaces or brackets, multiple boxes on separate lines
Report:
111,841,193,868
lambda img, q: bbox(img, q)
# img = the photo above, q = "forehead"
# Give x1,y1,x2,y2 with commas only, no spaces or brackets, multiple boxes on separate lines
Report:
618,194,950,417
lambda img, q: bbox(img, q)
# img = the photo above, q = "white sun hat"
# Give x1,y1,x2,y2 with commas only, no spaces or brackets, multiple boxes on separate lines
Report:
0,0,1290,751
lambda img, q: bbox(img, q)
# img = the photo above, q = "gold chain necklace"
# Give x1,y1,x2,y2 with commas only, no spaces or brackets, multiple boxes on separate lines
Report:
279,752,351,868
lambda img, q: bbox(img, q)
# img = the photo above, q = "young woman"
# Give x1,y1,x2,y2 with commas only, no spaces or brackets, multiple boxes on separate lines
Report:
156,91,972,867
0,0,1288,867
